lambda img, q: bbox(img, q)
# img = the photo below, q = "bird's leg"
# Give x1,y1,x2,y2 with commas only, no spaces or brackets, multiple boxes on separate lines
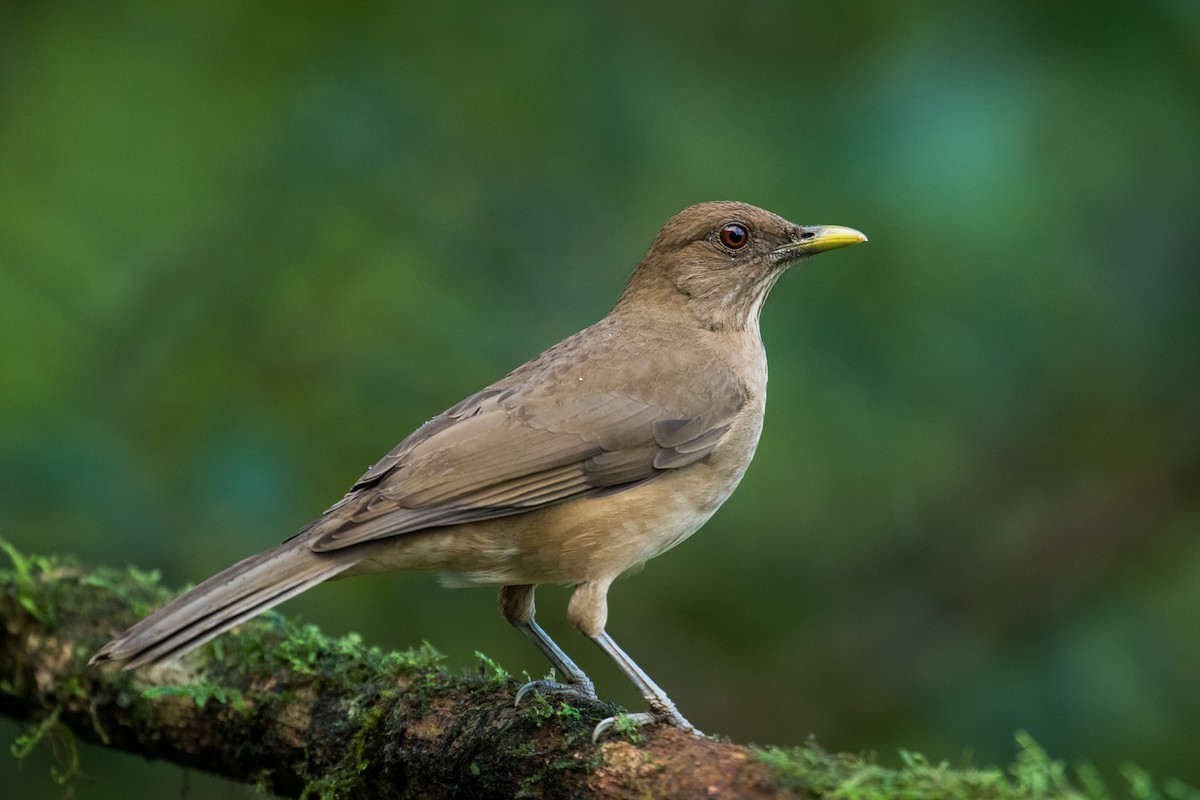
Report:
588,630,699,741
499,585,598,705
567,580,700,741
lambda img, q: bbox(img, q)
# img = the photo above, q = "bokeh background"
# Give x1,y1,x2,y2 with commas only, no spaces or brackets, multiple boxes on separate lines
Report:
2,1,1198,797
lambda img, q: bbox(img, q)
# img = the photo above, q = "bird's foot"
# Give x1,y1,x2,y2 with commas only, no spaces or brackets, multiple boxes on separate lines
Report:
514,677,598,708
591,703,701,742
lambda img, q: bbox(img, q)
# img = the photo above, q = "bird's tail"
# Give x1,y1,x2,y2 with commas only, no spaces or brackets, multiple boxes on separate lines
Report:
90,539,360,669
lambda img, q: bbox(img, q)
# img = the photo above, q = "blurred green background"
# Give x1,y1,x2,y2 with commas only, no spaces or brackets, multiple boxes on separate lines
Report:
2,1,1199,797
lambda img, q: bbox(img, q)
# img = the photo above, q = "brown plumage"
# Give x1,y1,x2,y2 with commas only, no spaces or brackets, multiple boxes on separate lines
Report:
90,201,866,738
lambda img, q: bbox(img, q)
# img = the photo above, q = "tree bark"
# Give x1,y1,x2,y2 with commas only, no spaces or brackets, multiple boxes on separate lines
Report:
0,543,795,799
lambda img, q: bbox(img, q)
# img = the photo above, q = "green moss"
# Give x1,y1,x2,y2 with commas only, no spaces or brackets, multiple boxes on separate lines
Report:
221,607,446,709
508,741,597,800
554,700,582,721
343,693,396,771
514,769,545,799
297,776,339,800
297,690,398,800
1,537,56,622
509,738,540,758
384,641,446,681
497,687,599,795
517,685,590,733
754,733,1200,800
82,567,166,617
141,683,249,712
474,650,510,685
9,706,81,786
520,689,555,727
56,673,113,745
758,738,1049,800
611,713,646,744
10,705,62,759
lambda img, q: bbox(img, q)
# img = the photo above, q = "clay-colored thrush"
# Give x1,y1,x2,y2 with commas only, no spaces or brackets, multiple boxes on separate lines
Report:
91,201,867,738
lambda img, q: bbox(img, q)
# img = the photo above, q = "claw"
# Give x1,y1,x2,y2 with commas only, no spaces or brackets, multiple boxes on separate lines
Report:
591,706,701,742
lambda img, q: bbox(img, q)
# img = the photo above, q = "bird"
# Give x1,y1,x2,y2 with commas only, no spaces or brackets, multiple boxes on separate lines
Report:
90,201,867,739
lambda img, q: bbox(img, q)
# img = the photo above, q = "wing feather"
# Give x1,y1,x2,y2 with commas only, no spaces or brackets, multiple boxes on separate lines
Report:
308,358,748,552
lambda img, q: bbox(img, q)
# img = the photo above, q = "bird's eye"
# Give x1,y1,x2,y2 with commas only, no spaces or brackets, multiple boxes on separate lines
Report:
718,223,750,250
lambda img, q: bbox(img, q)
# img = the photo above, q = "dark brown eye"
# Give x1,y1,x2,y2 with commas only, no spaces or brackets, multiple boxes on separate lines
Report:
718,223,750,250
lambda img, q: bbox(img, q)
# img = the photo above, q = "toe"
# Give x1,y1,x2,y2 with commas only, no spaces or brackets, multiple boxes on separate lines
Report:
514,678,597,707
591,709,702,742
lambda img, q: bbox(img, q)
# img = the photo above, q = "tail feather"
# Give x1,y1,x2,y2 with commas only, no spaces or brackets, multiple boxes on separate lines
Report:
90,540,360,669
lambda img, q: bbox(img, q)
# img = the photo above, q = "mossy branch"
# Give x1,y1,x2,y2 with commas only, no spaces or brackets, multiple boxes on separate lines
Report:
0,539,1155,799
0,539,798,798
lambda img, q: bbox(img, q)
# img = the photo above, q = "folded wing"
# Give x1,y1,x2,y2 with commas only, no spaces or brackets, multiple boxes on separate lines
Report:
308,372,745,552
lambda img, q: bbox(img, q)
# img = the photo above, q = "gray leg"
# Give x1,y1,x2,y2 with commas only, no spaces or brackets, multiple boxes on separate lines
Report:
566,580,700,740
589,630,698,741
498,585,597,705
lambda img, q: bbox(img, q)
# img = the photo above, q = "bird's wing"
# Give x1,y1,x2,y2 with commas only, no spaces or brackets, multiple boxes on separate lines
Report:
306,367,747,552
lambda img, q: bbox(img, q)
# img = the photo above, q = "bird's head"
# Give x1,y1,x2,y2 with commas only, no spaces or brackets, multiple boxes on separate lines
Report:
618,201,866,332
